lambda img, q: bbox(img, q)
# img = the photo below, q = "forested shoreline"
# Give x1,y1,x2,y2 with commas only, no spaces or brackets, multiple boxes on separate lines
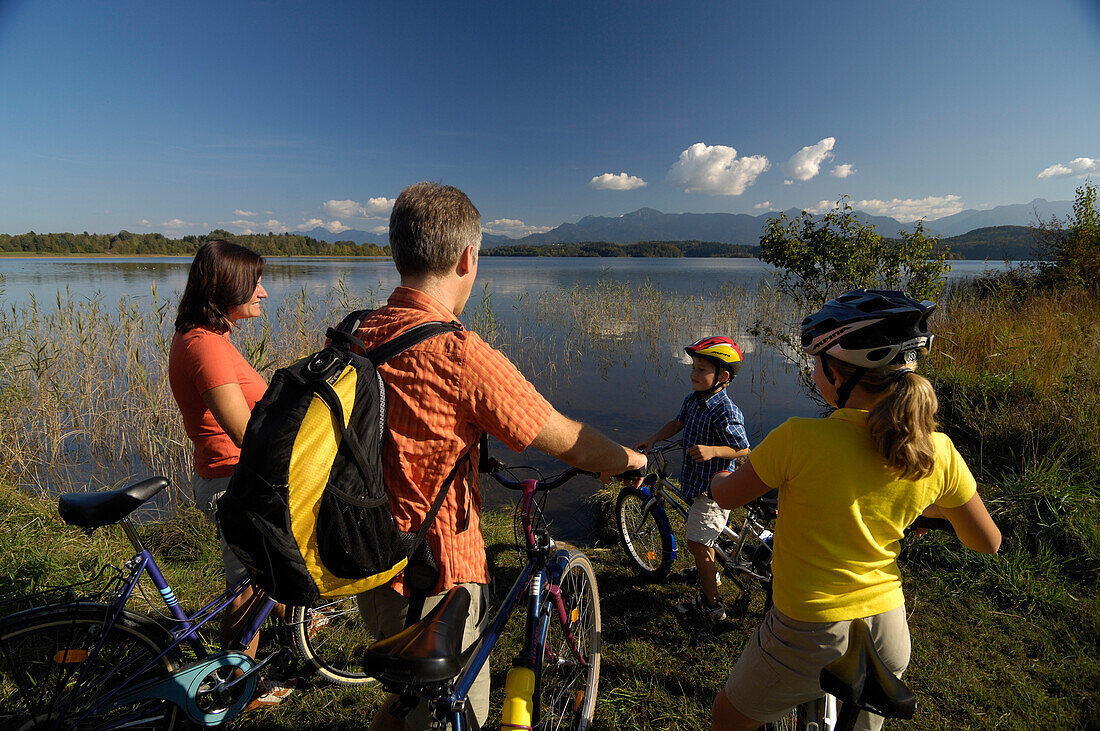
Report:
0,230,389,257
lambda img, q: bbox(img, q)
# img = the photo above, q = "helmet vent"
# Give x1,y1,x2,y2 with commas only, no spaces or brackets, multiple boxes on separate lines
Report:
866,347,893,363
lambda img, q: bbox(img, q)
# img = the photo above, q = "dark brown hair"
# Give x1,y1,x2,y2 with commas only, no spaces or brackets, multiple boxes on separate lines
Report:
174,240,264,333
389,182,481,276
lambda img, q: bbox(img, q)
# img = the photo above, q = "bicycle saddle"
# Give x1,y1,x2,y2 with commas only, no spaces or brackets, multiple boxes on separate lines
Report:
58,477,170,528
362,586,471,686
820,618,915,720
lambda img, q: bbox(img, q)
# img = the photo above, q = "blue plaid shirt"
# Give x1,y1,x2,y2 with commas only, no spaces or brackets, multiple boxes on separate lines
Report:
676,390,750,499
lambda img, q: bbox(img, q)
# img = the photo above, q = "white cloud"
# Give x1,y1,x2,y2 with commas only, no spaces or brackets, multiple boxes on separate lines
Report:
234,209,257,217
323,197,395,219
850,195,964,221
296,218,349,233
805,200,835,214
667,143,770,196
226,219,255,229
1037,157,1098,179
369,224,388,234
784,137,835,182
831,163,855,179
323,200,363,218
590,172,647,190
482,218,553,238
364,196,395,216
783,179,793,185
754,201,772,210
137,219,150,227
161,219,192,230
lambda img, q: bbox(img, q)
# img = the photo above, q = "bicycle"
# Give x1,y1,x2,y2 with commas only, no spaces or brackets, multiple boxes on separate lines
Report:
0,476,374,730
765,516,954,731
361,453,602,730
614,441,777,610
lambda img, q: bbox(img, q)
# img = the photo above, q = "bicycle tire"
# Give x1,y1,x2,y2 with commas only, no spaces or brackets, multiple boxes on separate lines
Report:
291,598,376,686
0,603,182,730
615,487,674,579
537,550,600,731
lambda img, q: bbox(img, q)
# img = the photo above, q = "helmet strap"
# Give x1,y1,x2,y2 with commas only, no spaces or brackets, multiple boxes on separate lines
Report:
835,367,867,409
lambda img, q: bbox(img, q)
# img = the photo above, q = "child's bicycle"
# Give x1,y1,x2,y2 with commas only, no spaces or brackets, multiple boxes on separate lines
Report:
614,441,777,610
0,477,373,730
361,453,603,730
765,516,955,731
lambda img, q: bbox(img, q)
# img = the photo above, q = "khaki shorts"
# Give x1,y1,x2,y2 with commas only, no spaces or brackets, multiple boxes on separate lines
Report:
358,583,490,729
723,604,911,731
685,495,731,546
191,473,248,587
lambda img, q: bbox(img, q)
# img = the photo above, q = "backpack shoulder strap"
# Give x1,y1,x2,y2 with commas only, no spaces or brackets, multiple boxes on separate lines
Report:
325,308,373,351
366,321,461,367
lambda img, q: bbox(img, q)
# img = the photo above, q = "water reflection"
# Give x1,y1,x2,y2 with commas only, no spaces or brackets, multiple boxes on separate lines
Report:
0,257,1010,541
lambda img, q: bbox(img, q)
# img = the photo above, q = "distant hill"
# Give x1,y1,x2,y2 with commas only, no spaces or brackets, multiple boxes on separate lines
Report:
926,199,1072,237
298,226,387,246
482,201,1072,249
484,240,756,258
938,225,1037,260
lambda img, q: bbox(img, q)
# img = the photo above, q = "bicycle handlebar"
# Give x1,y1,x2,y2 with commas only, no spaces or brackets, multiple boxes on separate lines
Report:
484,456,598,491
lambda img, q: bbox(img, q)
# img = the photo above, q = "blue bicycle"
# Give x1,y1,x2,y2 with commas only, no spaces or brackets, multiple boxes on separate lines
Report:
0,477,374,730
615,441,777,609
362,454,602,730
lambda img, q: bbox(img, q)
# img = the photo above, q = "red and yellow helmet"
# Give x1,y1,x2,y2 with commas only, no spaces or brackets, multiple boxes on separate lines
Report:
685,336,744,378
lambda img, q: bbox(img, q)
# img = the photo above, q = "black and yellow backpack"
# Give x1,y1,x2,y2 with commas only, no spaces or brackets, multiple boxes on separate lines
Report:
218,310,461,606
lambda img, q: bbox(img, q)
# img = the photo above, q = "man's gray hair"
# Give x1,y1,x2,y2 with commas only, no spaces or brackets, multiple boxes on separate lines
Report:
389,182,482,276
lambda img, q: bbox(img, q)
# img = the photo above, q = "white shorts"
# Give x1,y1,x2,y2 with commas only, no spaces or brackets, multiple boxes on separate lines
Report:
191,473,248,587
685,495,731,546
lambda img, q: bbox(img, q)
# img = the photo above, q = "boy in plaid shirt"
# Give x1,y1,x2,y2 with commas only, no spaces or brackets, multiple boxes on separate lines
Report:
636,336,750,620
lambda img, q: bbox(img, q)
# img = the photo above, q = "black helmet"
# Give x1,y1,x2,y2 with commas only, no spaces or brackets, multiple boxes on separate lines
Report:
801,289,935,368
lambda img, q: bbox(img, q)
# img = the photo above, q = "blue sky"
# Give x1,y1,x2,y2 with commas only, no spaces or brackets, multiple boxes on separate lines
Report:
1,0,1097,238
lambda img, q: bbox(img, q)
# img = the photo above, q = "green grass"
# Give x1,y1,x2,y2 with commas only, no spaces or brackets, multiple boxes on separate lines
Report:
1,283,1097,729
2,480,1095,729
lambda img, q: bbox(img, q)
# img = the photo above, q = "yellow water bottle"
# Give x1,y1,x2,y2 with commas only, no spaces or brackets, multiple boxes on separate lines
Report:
499,658,535,730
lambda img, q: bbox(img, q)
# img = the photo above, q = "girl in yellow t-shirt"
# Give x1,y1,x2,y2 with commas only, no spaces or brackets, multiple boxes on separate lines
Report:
709,290,1001,731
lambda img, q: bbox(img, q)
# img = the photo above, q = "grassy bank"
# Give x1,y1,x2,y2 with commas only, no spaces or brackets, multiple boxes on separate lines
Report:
1,281,1096,728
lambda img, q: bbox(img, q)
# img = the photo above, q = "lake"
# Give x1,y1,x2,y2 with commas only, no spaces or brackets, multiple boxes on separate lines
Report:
0,256,1011,539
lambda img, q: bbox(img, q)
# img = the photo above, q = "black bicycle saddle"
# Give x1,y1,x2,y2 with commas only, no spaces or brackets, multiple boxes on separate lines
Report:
362,586,471,686
58,477,170,529
820,618,916,720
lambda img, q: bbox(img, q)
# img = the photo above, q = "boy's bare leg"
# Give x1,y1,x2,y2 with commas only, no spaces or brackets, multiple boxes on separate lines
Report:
687,540,720,605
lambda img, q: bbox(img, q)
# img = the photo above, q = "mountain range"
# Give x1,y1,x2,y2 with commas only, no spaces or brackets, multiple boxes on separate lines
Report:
300,198,1073,248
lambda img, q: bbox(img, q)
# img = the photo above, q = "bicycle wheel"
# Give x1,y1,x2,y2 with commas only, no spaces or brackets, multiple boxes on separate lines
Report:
291,597,376,686
0,603,182,730
615,487,673,579
538,550,600,731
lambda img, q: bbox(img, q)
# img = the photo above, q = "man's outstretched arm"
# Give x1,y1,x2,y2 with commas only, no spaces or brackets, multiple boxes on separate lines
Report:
530,408,647,474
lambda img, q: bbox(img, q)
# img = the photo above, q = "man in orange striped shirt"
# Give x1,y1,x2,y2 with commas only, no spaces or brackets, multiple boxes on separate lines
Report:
357,182,646,730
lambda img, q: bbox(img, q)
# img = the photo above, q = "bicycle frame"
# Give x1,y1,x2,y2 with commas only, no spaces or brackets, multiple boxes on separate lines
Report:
37,515,279,729
641,445,773,585
393,473,594,730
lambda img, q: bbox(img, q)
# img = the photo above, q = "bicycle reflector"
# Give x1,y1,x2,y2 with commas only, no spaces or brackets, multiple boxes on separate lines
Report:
52,649,89,664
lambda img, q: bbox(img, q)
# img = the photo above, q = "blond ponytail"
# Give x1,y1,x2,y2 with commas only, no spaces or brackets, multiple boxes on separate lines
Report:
830,360,940,480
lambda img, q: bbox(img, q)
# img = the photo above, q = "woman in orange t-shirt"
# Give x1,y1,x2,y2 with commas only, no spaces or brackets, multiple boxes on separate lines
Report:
168,240,271,659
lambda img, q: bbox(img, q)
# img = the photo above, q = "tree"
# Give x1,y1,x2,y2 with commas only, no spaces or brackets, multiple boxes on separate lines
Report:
1034,180,1100,289
758,197,949,313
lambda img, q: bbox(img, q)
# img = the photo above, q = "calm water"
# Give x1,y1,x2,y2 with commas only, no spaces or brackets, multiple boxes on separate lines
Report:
0,256,1009,538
